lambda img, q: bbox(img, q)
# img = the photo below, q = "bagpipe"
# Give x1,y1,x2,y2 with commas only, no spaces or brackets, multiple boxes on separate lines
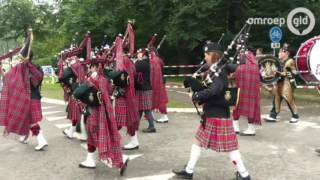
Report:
184,23,252,107
73,83,102,107
0,29,33,64
58,32,92,89
0,47,22,62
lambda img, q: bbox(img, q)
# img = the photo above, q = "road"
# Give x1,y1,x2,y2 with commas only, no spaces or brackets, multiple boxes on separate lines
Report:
0,89,320,180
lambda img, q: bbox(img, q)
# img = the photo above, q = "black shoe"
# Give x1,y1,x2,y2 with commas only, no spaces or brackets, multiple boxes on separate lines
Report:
315,148,320,154
142,127,156,133
172,167,193,179
232,172,250,180
239,132,256,136
120,158,130,176
78,163,96,169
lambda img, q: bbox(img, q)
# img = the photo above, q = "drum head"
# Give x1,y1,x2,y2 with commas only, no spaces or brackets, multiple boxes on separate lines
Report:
258,55,282,84
309,40,320,81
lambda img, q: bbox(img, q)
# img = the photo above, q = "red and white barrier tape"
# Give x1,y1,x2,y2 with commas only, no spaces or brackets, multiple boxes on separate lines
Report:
165,85,320,89
296,85,320,89
166,85,185,89
164,65,198,68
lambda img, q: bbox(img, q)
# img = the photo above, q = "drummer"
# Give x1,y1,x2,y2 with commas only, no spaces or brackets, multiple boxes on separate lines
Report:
264,43,300,123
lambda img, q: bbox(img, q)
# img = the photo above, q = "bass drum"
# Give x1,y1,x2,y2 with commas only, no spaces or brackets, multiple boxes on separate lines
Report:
296,36,320,84
258,55,282,84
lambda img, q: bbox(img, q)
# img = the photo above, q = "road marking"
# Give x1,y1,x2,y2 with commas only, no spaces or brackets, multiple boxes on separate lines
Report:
46,116,66,122
55,123,71,129
287,148,296,153
271,151,278,155
126,173,175,180
128,154,144,160
42,98,66,105
43,111,64,115
291,121,318,132
42,106,56,110
268,145,279,150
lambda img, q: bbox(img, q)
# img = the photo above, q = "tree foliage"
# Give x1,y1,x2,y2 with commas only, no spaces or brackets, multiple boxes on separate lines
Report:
0,0,320,66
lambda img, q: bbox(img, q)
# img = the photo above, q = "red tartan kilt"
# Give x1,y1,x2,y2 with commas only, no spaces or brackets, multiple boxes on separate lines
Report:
30,100,42,124
136,90,152,111
67,98,82,124
195,118,238,152
86,108,99,147
115,97,128,127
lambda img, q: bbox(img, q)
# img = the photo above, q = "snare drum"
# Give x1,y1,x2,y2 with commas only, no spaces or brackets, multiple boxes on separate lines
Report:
296,36,320,84
258,55,282,84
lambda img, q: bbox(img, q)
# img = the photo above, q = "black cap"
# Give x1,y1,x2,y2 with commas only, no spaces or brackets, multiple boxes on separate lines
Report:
280,43,294,57
281,43,290,52
203,42,223,54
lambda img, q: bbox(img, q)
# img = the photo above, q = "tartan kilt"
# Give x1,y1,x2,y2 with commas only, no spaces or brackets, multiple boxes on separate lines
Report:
195,118,238,152
86,108,99,148
136,90,152,111
115,97,128,127
85,106,124,169
67,98,83,124
30,100,42,124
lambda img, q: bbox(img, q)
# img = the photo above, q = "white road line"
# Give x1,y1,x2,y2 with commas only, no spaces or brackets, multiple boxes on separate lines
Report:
291,121,318,132
42,111,64,115
128,154,144,160
42,98,66,105
55,123,71,129
126,173,175,180
287,148,296,153
41,106,56,110
268,145,279,150
46,116,66,122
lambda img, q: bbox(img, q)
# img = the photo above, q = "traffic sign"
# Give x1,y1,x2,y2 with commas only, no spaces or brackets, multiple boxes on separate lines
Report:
269,26,282,43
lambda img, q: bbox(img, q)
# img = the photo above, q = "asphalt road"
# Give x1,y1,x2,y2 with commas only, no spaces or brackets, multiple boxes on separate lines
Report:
0,90,320,180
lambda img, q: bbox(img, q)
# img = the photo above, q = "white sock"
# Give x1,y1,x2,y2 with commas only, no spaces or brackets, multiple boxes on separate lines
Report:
122,154,129,163
185,144,202,174
229,150,249,177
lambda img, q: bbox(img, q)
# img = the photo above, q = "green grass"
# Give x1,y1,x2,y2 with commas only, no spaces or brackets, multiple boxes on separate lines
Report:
166,77,184,84
41,77,193,108
167,99,192,108
41,77,319,107
41,77,64,100
261,88,320,103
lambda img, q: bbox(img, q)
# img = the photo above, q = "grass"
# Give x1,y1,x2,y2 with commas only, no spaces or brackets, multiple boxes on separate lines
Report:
166,77,184,84
41,77,193,108
41,77,319,107
41,77,64,100
260,87,320,103
167,99,192,108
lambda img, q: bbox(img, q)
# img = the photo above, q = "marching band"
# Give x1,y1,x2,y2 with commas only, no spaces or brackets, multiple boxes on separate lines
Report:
0,20,320,180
